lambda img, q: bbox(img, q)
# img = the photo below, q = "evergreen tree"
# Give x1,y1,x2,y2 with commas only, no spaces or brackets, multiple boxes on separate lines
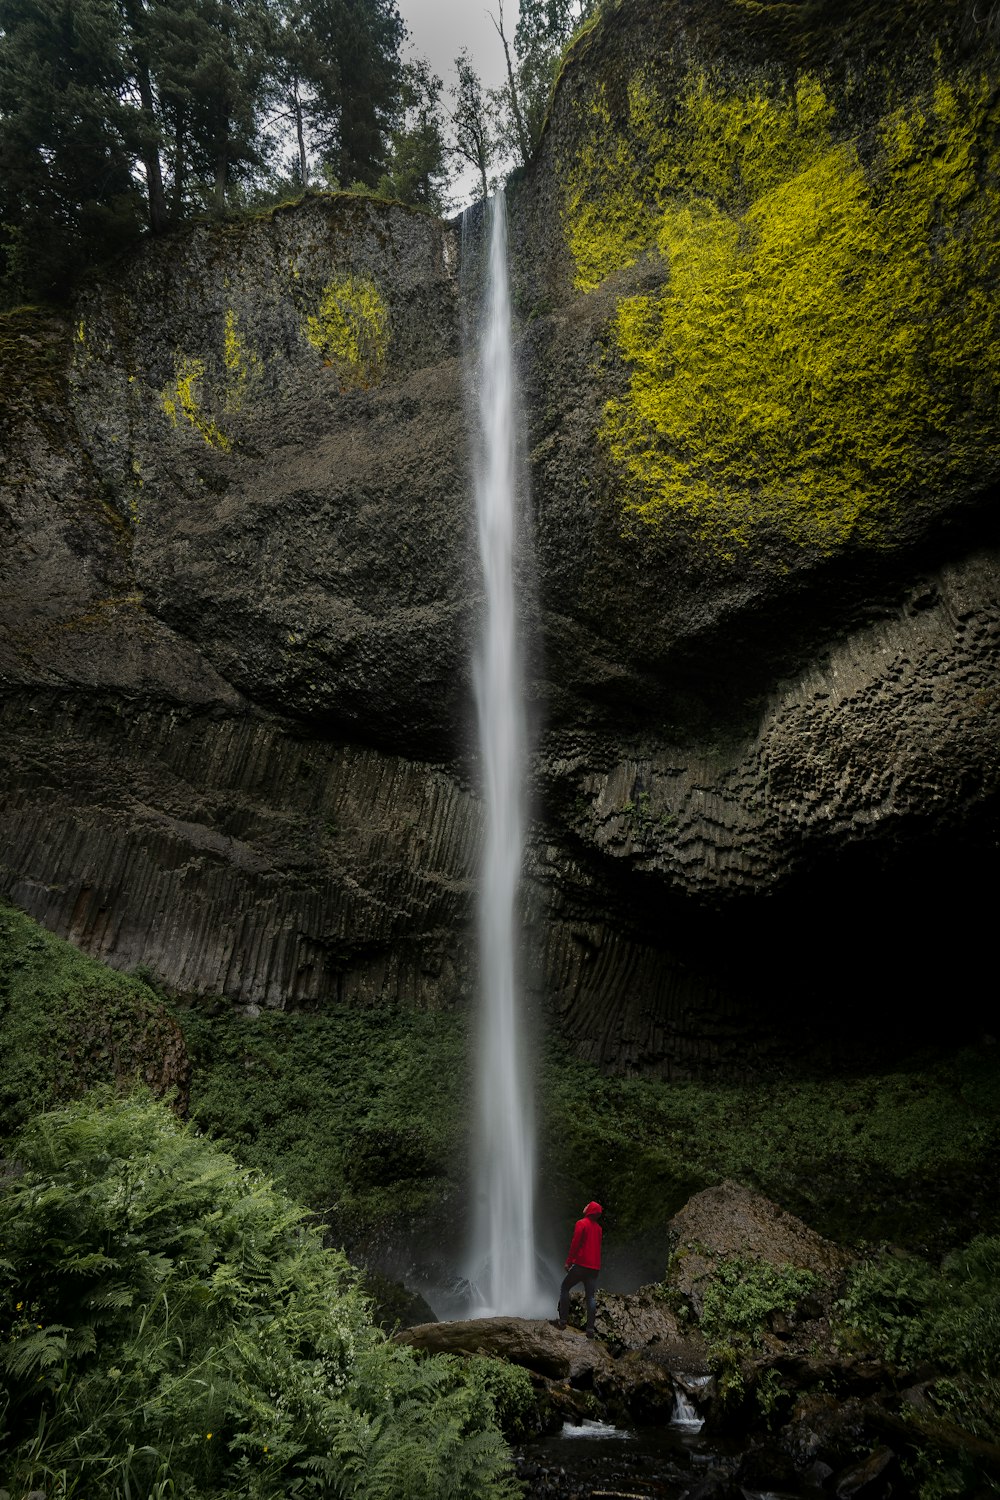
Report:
0,0,407,300
378,56,447,210
153,0,276,213
271,0,340,184
0,0,145,300
512,0,581,146
311,0,403,186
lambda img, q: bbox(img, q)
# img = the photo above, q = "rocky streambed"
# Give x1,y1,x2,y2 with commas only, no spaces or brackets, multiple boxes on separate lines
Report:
393,1183,1000,1500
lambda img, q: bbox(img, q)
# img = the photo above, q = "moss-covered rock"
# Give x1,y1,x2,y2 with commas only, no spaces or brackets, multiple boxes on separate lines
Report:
0,904,189,1134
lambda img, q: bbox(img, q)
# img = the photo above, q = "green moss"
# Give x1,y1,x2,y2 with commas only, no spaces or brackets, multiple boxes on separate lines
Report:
562,62,1000,555
0,904,186,1137
302,274,390,380
562,86,652,291
176,1003,469,1230
541,1039,1000,1250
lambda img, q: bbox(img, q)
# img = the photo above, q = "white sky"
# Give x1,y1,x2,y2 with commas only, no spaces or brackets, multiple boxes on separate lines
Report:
396,0,521,95
395,0,522,203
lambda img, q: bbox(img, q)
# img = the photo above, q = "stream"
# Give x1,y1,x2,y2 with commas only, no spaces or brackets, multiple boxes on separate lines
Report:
515,1417,737,1500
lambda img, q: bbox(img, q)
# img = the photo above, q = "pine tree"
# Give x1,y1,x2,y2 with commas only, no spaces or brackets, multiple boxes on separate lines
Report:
378,57,447,211
312,0,403,187
0,0,145,299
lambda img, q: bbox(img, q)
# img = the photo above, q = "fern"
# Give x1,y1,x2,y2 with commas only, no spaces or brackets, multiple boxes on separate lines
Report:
0,1090,517,1499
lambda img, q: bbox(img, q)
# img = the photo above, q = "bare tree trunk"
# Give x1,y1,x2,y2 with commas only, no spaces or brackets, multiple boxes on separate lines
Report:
491,1,531,165
293,89,308,186
122,0,168,231
215,139,228,212
171,111,185,219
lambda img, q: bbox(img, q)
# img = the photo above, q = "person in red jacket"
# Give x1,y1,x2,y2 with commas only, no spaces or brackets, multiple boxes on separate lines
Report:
556,1201,603,1337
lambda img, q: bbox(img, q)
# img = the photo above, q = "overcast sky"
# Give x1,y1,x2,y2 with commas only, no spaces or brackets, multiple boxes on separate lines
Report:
397,0,520,96
394,0,524,205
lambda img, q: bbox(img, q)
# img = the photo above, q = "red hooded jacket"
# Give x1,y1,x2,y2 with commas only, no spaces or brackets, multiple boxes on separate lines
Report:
566,1202,603,1270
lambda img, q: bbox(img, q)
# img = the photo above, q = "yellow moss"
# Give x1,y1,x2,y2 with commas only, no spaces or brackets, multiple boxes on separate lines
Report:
159,355,230,450
562,64,1000,553
562,87,651,290
222,308,261,412
302,275,389,376
76,319,85,345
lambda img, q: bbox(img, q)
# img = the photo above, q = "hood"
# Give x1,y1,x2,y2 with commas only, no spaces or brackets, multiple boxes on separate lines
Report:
584,1201,603,1217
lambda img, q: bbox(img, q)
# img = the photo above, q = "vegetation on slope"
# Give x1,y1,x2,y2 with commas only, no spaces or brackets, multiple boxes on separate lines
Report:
2,902,999,1491
0,1090,520,1498
3,903,998,1261
543,1041,1000,1254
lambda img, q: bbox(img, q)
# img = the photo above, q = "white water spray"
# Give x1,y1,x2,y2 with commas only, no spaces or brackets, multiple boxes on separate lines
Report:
469,193,541,1317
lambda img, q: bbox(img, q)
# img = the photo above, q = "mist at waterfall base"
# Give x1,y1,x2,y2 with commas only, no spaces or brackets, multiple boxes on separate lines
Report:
462,193,552,1319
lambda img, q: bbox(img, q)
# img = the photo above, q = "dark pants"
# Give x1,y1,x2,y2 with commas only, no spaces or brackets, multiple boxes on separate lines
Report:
559,1264,598,1333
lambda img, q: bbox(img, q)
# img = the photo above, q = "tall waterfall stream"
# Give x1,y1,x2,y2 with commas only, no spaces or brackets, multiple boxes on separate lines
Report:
468,194,544,1317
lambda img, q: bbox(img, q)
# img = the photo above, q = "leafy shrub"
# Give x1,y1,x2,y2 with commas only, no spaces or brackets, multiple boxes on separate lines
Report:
466,1357,540,1441
837,1237,1000,1385
836,1239,1000,1497
695,1255,822,1409
699,1256,823,1353
0,1090,517,1499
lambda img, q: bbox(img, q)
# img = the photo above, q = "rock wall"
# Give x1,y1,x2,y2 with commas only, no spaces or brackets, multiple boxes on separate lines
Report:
2,3,999,1073
0,199,485,1014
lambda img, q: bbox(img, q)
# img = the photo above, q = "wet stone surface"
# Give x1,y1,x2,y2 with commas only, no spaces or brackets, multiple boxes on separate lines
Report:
514,1421,724,1500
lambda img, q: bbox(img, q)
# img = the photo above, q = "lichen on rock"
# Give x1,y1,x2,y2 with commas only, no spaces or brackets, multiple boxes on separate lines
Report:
560,52,1000,556
160,351,230,449
302,273,390,381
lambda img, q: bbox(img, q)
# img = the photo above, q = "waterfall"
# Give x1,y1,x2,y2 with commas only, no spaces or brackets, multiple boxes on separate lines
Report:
468,193,541,1317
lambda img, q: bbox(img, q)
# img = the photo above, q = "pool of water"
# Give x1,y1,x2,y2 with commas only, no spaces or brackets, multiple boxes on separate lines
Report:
515,1417,719,1499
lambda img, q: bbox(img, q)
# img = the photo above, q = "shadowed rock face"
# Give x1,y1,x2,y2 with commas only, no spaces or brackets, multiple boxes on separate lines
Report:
1,200,484,1013
2,2,999,1069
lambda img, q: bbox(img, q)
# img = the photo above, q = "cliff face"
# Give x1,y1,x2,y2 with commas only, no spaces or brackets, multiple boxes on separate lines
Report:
2,1,998,1072
510,0,1000,1065
1,200,482,1012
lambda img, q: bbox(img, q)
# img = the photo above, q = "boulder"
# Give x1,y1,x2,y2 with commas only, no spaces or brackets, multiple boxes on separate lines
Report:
393,1317,614,1385
667,1181,852,1310
597,1347,680,1423
584,1285,709,1371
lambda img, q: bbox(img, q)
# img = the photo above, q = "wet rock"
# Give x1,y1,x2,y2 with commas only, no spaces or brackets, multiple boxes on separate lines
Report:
834,1445,898,1499
780,1393,868,1470
595,1347,678,1423
735,1439,802,1493
591,1284,710,1369
686,1466,739,1500
393,1317,615,1384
